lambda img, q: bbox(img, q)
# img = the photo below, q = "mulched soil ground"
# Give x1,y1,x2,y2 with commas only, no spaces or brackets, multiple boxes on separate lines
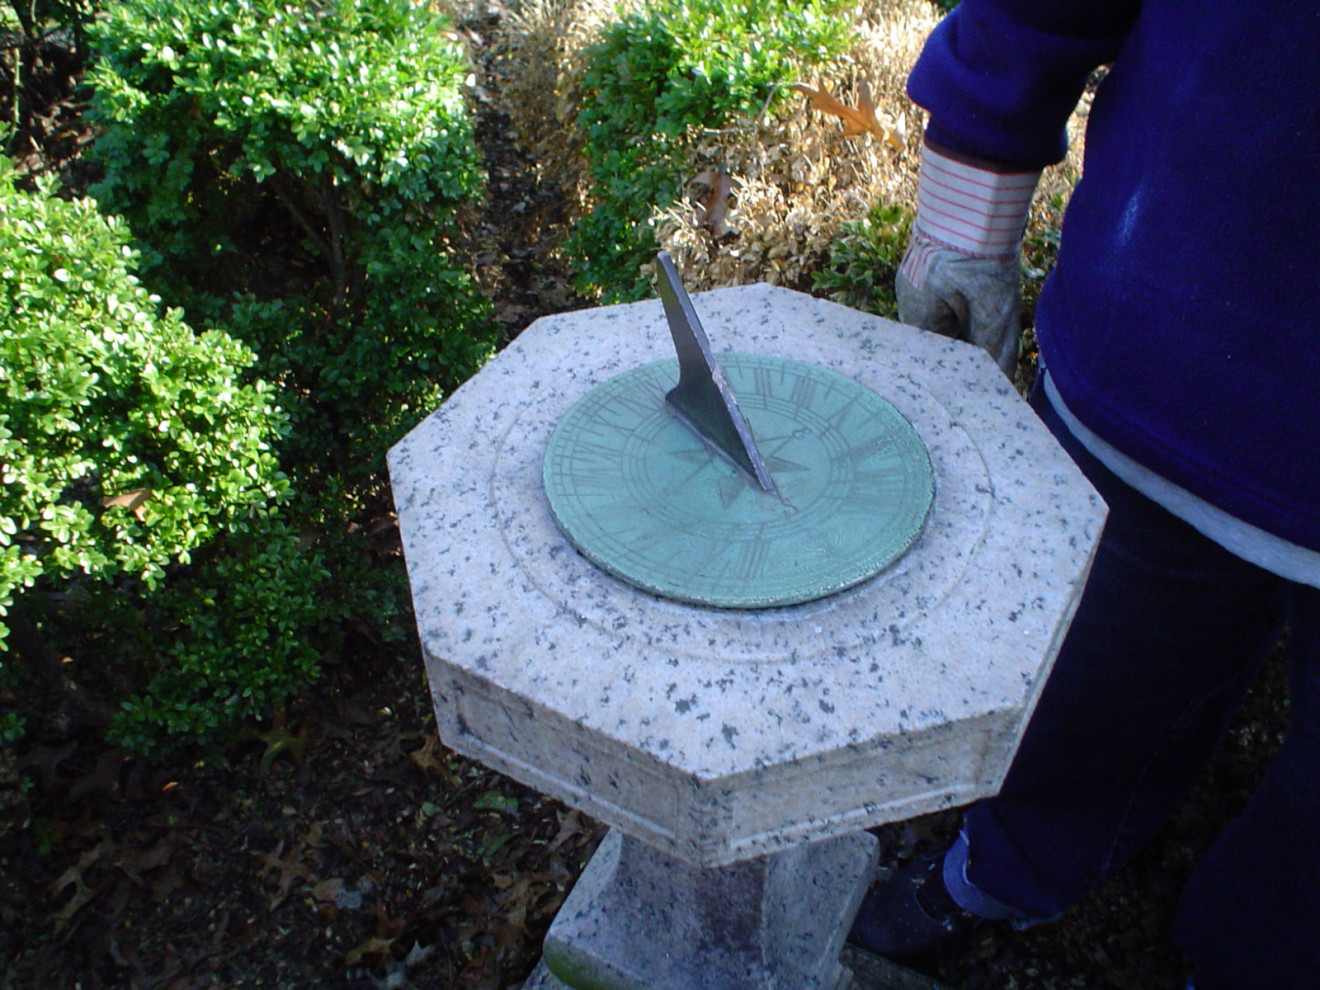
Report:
1,7,1292,989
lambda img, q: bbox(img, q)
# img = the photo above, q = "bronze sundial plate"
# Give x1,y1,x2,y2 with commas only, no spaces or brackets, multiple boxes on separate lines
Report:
542,354,933,608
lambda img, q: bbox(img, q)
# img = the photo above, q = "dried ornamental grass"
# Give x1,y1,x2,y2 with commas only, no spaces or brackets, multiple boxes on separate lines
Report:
499,0,639,217
653,0,939,291
498,0,1087,295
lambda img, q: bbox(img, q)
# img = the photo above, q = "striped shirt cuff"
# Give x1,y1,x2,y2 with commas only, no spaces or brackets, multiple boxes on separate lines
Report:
914,143,1040,256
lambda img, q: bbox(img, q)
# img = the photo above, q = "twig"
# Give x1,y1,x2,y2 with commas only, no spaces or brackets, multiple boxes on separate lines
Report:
268,175,332,269
699,83,783,136
320,171,349,317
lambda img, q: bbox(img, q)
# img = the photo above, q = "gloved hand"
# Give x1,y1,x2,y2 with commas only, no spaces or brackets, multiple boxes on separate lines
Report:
896,141,1040,378
896,228,1022,376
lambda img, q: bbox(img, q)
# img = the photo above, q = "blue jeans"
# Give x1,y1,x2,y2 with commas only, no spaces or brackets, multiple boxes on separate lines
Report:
960,384,1320,989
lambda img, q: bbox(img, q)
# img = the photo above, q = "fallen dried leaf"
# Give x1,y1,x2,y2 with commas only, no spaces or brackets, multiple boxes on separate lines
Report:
344,935,396,967
49,839,110,898
254,839,314,908
548,809,588,852
311,876,345,905
102,488,152,520
408,734,450,778
117,836,176,887
403,941,435,968
50,839,112,931
795,81,905,150
257,722,308,774
692,169,734,237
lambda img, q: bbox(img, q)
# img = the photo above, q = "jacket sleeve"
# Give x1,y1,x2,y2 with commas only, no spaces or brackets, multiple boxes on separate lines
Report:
909,0,1141,170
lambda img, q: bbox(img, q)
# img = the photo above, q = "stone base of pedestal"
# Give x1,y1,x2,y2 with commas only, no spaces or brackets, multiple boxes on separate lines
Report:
839,946,955,990
524,938,951,990
525,828,877,990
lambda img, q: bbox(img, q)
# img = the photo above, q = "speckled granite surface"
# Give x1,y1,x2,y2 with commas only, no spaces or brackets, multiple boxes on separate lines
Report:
528,828,876,990
389,284,1106,868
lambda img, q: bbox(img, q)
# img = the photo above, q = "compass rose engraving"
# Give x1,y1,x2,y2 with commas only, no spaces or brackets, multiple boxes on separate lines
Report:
541,261,934,608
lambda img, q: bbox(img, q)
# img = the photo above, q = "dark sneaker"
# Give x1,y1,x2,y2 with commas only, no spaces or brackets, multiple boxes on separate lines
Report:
847,849,981,966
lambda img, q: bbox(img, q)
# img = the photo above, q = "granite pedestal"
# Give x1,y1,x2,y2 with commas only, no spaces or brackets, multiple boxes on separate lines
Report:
527,829,874,990
388,285,1106,990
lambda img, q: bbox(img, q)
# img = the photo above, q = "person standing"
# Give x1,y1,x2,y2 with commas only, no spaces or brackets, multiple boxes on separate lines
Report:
847,2,1320,988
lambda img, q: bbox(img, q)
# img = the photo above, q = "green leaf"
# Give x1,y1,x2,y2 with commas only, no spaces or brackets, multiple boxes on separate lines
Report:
473,791,520,814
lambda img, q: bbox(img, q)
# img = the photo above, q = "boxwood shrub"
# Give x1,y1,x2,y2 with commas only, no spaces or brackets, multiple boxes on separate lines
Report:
570,0,854,301
85,0,498,487
1,0,500,753
0,156,297,745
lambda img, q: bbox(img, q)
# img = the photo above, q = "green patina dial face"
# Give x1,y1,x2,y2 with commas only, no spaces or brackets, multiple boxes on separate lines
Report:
542,353,933,608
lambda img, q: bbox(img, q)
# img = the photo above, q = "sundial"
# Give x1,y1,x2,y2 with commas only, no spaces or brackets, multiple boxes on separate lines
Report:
542,253,934,608
390,280,1106,990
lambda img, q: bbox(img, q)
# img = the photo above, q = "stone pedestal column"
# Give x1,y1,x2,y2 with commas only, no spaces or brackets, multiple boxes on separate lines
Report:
388,285,1106,990
526,829,878,990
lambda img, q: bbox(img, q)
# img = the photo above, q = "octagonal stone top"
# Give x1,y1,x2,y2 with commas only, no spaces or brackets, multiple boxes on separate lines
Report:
389,284,1106,867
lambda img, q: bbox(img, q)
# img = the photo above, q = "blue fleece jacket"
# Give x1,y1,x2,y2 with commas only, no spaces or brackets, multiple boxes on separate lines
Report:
908,0,1320,553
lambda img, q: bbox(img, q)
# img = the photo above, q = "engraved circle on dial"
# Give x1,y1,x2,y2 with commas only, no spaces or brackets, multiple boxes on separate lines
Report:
542,354,934,608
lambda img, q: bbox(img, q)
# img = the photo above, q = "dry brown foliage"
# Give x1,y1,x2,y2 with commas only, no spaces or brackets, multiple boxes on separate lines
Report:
653,0,936,292
498,0,633,218
495,0,1088,295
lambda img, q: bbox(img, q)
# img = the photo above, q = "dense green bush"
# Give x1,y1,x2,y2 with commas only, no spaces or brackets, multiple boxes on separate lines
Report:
813,201,913,318
571,0,853,302
0,0,500,754
0,159,286,641
86,0,498,487
0,156,291,737
109,515,330,755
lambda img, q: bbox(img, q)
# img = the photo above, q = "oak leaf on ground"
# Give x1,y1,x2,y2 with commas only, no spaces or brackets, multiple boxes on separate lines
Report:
795,80,906,150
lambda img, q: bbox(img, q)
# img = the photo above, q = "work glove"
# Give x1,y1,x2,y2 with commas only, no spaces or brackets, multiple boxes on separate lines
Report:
896,140,1040,378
